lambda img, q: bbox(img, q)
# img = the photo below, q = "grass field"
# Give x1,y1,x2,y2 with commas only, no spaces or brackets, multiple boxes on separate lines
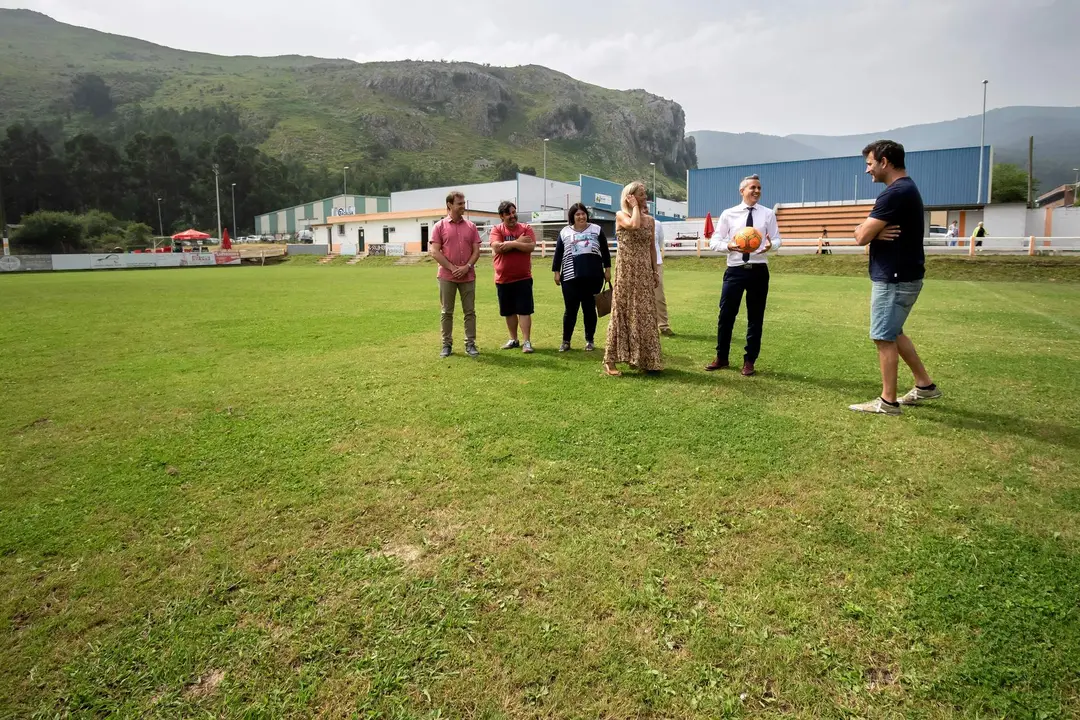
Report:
2,258,1079,718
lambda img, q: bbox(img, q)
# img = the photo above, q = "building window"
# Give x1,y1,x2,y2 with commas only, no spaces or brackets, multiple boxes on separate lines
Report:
337,224,346,236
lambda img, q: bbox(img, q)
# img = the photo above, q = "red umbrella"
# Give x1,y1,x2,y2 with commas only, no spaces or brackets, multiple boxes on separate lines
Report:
704,212,715,240
171,229,211,240
221,228,232,250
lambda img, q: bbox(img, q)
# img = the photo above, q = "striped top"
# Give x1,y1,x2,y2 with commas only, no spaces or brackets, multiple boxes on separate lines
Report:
552,223,611,281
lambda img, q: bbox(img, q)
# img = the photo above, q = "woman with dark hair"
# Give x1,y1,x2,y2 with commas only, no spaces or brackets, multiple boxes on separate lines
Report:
552,203,611,352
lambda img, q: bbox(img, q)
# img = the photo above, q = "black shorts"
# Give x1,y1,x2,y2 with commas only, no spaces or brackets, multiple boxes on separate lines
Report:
496,278,534,317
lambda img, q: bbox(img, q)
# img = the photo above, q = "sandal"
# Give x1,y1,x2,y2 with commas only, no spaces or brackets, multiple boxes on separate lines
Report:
603,363,622,377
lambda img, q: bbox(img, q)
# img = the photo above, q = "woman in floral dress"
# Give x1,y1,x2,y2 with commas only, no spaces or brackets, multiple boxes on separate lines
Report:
603,182,663,376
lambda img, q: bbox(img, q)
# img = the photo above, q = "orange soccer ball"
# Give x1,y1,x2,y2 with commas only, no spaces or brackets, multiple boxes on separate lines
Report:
733,227,762,253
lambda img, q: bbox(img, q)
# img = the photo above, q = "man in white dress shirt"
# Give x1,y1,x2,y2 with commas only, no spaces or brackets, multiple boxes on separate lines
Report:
704,174,782,376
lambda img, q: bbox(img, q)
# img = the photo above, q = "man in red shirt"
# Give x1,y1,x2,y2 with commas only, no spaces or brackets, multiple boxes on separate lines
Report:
430,191,482,357
489,201,537,353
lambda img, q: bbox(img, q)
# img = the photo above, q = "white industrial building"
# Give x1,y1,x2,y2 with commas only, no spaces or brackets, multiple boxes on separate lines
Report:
391,173,582,216
310,209,503,255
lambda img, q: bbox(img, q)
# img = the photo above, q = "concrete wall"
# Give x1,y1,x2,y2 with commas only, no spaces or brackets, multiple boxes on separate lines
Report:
1049,206,1080,237
391,181,516,214
983,203,1028,239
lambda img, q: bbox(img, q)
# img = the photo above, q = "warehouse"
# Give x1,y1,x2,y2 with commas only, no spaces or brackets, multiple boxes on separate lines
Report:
255,194,390,239
310,209,502,255
688,146,993,238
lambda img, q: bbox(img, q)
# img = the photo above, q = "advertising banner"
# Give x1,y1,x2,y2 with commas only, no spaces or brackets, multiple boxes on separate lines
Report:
0,255,54,272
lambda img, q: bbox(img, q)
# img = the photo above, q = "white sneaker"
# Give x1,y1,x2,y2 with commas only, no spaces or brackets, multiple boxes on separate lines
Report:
898,385,943,405
522,340,534,354
500,339,520,350
849,397,902,416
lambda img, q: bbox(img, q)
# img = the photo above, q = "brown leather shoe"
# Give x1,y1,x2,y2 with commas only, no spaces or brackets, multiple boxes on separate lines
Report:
704,357,729,371
741,361,756,376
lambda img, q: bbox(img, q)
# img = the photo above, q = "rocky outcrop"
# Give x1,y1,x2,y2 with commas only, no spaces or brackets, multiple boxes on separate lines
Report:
349,61,697,175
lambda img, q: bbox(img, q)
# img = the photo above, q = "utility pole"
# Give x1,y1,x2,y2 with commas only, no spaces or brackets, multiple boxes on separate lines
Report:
0,170,7,255
156,197,164,249
213,164,222,243
977,79,988,204
1027,136,1034,209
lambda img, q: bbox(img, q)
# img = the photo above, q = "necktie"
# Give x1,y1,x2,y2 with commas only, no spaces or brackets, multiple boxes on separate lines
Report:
743,206,754,264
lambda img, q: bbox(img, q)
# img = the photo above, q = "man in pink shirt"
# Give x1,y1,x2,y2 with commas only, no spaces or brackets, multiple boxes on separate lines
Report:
430,191,482,357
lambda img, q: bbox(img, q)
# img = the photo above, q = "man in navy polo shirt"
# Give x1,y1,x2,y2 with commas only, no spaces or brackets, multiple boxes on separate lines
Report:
850,140,941,416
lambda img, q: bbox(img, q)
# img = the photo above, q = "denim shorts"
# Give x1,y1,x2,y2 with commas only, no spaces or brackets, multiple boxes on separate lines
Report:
869,280,923,341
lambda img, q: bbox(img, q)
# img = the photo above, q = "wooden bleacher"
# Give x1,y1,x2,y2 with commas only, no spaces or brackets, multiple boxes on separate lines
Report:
776,204,873,239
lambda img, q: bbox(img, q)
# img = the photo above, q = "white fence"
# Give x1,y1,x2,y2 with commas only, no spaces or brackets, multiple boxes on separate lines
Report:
475,222,1080,258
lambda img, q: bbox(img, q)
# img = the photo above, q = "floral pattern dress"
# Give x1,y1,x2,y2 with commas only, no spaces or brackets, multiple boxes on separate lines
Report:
604,216,663,371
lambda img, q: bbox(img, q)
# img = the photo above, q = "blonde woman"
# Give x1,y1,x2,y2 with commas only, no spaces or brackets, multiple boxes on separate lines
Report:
603,182,662,376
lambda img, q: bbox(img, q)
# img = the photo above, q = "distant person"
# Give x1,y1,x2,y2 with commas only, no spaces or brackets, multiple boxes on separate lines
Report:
705,174,781,377
945,221,959,246
553,203,611,352
430,191,481,358
489,201,537,353
646,202,674,336
603,182,663,376
819,226,831,255
971,221,987,247
850,139,941,416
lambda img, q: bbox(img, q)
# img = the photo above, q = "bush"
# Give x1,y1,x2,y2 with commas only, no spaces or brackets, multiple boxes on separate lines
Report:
81,210,124,241
93,233,127,253
125,222,154,250
12,211,87,254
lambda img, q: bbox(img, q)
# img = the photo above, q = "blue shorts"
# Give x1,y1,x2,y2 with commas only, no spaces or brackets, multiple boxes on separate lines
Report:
870,280,922,341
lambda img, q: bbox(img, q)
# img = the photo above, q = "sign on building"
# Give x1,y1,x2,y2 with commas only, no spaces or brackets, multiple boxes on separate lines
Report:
594,193,612,206
332,207,357,217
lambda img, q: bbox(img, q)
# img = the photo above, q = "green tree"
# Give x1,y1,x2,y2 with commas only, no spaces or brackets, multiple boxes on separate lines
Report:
992,163,1039,204
65,133,124,214
1,124,70,221
71,74,115,118
13,211,86,253
80,209,124,241
125,222,153,249
493,158,519,181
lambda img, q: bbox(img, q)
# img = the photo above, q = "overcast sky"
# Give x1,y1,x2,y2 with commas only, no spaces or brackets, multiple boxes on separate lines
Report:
5,0,1079,136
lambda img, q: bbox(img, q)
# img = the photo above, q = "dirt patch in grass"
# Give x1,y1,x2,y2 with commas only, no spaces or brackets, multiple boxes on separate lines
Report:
183,669,224,699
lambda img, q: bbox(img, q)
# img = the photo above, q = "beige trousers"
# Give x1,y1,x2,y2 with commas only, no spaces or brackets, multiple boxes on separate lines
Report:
654,264,670,331
439,280,476,346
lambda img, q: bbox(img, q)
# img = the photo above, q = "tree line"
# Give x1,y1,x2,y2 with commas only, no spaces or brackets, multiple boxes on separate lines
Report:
0,105,456,244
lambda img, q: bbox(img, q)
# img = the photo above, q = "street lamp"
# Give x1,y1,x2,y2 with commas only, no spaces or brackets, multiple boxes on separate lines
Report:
650,161,656,216
343,166,349,197
1073,168,1079,186
542,139,549,210
230,183,237,238
212,163,222,244
155,197,164,249
976,79,988,205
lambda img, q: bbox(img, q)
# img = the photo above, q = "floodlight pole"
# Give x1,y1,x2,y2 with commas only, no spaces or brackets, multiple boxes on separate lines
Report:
213,163,222,243
977,79,988,204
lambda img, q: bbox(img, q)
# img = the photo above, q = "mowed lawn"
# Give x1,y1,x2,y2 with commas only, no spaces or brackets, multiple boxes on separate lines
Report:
1,258,1079,719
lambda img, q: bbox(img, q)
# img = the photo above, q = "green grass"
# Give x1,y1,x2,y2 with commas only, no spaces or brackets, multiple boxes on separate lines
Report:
1,261,1079,718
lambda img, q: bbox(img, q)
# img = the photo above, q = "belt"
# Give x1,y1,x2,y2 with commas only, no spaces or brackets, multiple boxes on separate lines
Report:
731,262,767,269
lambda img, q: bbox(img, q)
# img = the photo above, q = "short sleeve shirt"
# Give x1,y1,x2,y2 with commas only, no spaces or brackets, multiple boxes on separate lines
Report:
431,216,481,283
490,222,535,284
868,176,925,283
